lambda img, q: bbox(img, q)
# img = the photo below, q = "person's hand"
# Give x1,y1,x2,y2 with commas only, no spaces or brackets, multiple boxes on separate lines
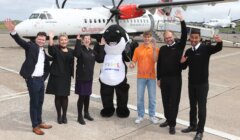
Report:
151,38,156,49
76,34,81,40
48,31,54,39
129,62,135,69
157,80,161,88
180,56,187,63
100,37,106,45
4,18,15,32
213,35,222,43
175,9,184,21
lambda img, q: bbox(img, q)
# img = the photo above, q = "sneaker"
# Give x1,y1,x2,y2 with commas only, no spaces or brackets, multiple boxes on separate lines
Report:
135,117,143,124
149,116,159,124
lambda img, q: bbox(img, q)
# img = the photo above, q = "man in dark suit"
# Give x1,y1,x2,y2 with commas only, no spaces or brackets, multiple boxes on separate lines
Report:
181,29,222,140
157,10,187,135
4,19,52,135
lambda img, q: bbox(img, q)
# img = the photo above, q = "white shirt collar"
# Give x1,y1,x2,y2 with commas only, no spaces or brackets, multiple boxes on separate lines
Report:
192,43,201,51
167,42,176,47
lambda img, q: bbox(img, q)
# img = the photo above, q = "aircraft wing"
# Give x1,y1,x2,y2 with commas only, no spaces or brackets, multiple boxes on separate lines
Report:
137,0,238,9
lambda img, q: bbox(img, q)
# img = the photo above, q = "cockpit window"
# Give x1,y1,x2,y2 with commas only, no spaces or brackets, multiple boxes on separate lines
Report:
39,14,47,19
46,13,53,19
29,13,40,19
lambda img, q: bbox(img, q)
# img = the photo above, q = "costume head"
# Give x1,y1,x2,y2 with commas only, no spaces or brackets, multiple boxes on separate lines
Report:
103,24,129,55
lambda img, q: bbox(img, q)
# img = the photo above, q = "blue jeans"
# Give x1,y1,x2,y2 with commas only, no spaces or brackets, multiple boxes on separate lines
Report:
26,77,45,128
137,78,156,117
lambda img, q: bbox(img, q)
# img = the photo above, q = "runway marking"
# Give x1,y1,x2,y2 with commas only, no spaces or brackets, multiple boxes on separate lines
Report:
0,66,19,74
0,91,28,101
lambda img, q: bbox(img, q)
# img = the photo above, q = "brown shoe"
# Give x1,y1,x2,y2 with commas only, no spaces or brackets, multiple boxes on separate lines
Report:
32,127,44,135
39,123,52,129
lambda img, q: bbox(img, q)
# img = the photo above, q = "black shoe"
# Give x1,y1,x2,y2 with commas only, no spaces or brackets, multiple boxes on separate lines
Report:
159,121,168,127
57,116,62,124
62,115,68,124
194,133,203,140
84,113,94,121
169,127,176,135
181,126,197,133
78,116,86,125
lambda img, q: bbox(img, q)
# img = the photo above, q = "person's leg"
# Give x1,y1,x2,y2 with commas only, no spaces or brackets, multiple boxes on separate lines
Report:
167,76,182,127
160,77,170,126
100,81,115,117
55,95,62,124
84,95,94,121
115,80,130,118
196,84,209,134
189,84,198,128
137,78,147,118
37,79,45,126
61,96,68,124
77,95,85,125
147,79,158,124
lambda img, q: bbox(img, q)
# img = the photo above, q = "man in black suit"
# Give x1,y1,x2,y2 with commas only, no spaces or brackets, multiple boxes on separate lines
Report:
157,10,187,135
181,29,222,140
4,19,52,135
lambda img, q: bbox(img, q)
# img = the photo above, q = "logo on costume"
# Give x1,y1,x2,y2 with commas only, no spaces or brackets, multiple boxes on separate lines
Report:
104,62,120,71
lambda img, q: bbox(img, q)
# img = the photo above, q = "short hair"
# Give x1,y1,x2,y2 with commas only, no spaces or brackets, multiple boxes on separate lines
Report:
59,32,68,39
143,31,152,37
82,34,91,39
36,32,47,37
190,29,201,36
163,30,173,37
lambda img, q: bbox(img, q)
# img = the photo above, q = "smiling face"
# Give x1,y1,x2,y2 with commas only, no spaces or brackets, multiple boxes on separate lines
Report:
82,35,91,47
164,31,174,46
190,33,201,47
58,35,69,48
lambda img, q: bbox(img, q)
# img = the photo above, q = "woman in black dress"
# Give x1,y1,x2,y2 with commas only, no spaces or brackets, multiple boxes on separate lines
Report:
74,34,101,125
46,32,74,124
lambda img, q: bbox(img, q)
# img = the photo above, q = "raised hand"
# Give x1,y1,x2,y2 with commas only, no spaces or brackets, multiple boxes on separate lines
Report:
48,31,55,39
175,9,184,21
4,18,15,32
99,37,106,45
213,35,222,43
76,34,81,40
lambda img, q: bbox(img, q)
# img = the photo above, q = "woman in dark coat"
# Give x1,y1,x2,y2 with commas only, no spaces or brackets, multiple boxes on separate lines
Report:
46,32,74,124
74,34,102,125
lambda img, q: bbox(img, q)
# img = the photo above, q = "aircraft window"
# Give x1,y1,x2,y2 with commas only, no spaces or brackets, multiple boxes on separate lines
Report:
39,14,47,19
103,19,105,23
46,14,53,19
137,19,139,22
84,19,87,23
94,19,97,23
89,19,92,23
29,13,40,19
98,19,101,23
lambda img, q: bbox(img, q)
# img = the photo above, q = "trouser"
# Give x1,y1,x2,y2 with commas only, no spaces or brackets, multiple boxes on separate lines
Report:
188,83,209,133
160,76,182,127
26,77,45,128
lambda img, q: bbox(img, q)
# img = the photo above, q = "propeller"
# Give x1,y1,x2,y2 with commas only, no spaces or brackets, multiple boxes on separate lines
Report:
104,0,124,25
56,0,68,9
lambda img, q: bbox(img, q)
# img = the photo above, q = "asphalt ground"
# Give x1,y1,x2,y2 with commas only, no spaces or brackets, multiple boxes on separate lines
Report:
0,33,240,140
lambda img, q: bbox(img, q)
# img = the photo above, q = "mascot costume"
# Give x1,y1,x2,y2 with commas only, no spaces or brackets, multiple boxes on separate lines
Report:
94,24,137,118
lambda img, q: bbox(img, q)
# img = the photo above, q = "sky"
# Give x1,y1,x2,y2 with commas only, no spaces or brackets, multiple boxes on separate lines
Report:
0,0,240,22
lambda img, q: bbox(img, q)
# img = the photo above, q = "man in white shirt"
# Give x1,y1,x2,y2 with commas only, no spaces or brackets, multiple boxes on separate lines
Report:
4,19,52,135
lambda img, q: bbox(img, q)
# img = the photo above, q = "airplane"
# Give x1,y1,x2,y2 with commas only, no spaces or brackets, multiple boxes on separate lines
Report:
14,0,238,41
203,9,236,28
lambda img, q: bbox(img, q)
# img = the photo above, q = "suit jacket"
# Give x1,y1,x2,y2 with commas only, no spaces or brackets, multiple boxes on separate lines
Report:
10,33,50,80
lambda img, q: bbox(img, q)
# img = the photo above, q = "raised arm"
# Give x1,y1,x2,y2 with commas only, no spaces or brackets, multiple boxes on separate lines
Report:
175,10,187,50
4,18,30,50
94,37,105,63
74,34,83,58
209,35,223,54
48,32,57,56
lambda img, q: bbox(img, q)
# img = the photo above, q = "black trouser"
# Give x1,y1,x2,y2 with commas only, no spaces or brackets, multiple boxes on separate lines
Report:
160,76,182,127
77,95,90,117
188,83,209,133
26,77,45,128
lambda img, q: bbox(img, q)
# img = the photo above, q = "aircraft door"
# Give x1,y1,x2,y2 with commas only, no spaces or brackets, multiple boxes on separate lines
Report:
148,14,155,31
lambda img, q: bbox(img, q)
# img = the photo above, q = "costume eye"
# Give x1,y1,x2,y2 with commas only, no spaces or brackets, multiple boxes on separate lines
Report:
116,30,120,33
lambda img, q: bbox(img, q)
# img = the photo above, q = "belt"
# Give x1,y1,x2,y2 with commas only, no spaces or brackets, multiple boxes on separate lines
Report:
31,76,43,79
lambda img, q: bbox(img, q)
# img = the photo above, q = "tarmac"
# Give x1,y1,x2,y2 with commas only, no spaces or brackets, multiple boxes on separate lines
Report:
0,33,240,140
